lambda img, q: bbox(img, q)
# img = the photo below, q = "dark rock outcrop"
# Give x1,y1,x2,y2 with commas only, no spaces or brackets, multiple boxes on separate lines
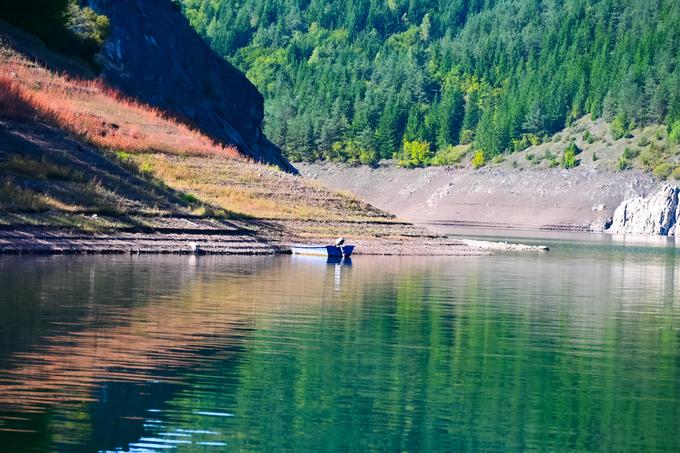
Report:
86,0,295,172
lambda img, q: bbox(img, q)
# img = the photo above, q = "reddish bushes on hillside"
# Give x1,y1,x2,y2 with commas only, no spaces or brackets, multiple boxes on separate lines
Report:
0,76,36,120
0,52,239,158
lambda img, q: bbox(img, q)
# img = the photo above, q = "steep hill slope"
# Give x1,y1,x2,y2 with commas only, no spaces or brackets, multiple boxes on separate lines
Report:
86,0,294,171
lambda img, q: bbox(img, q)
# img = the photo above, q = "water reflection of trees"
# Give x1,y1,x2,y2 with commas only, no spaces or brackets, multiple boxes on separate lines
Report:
0,252,678,452
160,255,680,452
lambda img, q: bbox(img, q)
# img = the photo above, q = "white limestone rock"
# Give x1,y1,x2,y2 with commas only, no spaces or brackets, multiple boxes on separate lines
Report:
608,185,679,235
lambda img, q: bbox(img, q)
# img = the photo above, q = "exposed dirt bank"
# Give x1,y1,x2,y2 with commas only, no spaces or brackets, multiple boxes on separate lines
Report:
0,30,488,257
299,116,680,232
299,163,657,232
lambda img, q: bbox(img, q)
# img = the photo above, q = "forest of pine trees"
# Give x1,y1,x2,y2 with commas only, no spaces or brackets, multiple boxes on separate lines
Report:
181,1,680,165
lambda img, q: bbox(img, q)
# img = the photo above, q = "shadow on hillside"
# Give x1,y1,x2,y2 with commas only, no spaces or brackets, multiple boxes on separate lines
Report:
0,21,98,80
0,112,285,244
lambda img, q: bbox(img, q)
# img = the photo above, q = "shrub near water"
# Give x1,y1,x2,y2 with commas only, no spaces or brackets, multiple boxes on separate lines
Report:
622,147,640,160
583,130,596,144
512,134,541,152
617,156,633,171
611,114,632,140
459,129,475,145
672,167,680,180
617,147,639,171
638,142,675,172
670,121,680,145
652,163,675,180
329,140,378,166
541,149,559,168
637,135,651,147
490,154,505,165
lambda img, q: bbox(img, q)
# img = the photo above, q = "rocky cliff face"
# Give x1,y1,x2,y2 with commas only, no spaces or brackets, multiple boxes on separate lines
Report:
86,0,295,172
608,185,679,235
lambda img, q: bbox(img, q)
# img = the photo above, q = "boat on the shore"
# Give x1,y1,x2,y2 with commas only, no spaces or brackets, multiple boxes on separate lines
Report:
290,244,355,257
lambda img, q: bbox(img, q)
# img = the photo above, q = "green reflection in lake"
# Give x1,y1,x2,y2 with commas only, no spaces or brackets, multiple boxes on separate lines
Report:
0,243,679,452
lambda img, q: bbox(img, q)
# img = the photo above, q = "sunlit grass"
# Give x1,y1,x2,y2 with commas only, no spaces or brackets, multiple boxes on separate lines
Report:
0,50,240,158
129,153,393,221
0,173,124,214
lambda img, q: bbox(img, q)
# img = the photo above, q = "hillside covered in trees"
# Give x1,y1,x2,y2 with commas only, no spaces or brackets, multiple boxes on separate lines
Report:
181,0,680,166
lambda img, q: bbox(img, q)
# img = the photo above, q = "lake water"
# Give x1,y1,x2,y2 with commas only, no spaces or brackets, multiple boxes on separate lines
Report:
0,236,679,452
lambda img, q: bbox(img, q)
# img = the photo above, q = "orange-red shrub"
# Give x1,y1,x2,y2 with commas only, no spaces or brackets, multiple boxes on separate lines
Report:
0,53,239,158
0,76,36,120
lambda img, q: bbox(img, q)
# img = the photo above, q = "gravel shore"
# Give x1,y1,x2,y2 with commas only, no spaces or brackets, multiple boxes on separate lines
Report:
0,218,491,256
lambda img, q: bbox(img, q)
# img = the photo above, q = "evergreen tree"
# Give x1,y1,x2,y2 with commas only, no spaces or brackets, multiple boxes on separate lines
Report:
436,86,465,148
180,0,680,162
375,100,402,159
404,105,424,142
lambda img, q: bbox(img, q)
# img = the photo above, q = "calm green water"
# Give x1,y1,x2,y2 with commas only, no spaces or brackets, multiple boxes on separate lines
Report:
0,239,679,452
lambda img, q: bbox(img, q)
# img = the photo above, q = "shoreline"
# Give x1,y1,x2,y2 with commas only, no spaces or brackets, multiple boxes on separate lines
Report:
0,235,489,257
0,221,556,257
421,220,597,232
0,219,495,257
0,236,554,258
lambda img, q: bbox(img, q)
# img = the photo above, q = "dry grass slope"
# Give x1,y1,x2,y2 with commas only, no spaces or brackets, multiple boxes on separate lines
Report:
0,46,238,158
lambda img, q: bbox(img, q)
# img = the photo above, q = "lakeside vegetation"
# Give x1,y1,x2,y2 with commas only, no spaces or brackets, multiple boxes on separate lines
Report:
181,0,680,167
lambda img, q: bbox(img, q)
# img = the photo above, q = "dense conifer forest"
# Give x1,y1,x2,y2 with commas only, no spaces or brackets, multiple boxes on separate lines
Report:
181,0,680,165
